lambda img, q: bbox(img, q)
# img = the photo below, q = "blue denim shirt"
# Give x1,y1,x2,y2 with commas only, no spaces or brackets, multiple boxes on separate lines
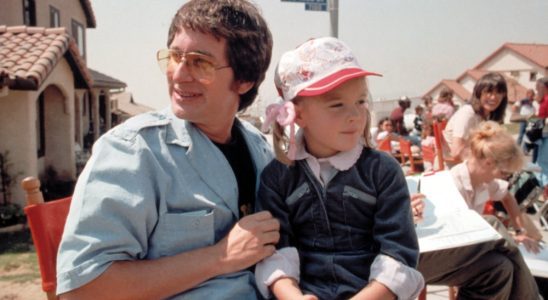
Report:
257,148,419,300
57,108,273,299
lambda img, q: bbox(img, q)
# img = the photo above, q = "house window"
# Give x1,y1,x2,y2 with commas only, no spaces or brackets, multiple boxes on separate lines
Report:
36,94,45,157
530,72,538,82
83,92,88,116
22,0,36,26
50,6,60,27
71,20,86,58
510,71,519,78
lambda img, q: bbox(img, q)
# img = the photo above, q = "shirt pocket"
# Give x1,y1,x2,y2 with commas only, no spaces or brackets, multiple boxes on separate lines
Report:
156,209,215,257
343,186,376,206
285,183,310,206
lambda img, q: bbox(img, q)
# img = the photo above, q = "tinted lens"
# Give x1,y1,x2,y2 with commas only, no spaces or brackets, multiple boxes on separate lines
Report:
156,49,217,83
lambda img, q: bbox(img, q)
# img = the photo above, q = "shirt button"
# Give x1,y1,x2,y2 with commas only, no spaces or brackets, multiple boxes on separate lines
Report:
194,220,200,227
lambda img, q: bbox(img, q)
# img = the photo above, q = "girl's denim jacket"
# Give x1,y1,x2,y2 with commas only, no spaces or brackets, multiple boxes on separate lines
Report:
257,148,420,299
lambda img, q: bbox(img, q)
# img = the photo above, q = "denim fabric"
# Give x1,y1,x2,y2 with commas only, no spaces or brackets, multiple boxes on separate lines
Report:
57,108,273,299
257,148,419,300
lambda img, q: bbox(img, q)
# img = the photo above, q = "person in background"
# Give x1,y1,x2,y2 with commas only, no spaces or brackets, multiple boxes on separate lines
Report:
534,77,548,199
56,1,278,299
515,89,536,148
451,121,540,251
422,94,434,121
256,37,424,300
390,96,411,136
432,87,455,120
442,72,508,165
411,190,540,299
376,117,400,152
412,105,425,137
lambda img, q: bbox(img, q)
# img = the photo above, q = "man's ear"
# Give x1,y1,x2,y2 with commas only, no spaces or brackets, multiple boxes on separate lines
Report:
236,81,254,95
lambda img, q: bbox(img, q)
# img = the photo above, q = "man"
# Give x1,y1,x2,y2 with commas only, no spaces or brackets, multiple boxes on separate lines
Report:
56,1,278,299
390,96,411,136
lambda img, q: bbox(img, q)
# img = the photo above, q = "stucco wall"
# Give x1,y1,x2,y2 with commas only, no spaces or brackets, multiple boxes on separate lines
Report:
0,0,25,25
39,59,76,181
0,90,37,206
35,0,87,29
0,59,76,206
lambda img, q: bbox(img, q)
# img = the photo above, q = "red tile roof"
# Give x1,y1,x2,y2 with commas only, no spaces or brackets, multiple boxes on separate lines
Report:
0,25,92,90
423,79,471,101
456,69,528,103
474,43,548,70
457,69,488,82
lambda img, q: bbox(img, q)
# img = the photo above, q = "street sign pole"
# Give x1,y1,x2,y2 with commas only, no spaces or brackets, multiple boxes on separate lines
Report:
281,0,338,37
329,0,338,38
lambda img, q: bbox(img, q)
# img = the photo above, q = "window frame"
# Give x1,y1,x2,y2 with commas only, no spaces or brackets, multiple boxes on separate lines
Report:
22,0,36,26
71,19,86,59
50,5,60,27
36,94,45,158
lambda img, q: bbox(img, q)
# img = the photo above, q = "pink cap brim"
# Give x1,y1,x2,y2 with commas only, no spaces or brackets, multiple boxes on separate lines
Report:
298,68,382,97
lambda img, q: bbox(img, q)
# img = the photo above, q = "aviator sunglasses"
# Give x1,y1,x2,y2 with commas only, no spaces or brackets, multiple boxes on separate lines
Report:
156,49,231,84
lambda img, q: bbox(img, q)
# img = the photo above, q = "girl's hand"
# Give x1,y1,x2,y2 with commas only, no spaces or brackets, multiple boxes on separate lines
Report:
514,233,541,254
301,295,319,300
410,193,425,223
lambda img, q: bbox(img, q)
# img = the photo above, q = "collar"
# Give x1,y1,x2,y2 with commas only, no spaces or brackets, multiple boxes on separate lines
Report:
452,161,475,194
293,129,363,184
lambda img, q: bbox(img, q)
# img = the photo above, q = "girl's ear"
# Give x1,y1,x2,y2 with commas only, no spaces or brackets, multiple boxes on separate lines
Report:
293,102,306,128
235,81,254,95
483,157,497,169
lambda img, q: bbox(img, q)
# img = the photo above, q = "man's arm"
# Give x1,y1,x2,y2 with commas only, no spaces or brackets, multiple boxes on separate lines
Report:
60,211,279,300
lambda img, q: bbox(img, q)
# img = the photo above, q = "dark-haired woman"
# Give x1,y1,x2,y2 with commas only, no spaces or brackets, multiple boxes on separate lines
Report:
442,72,508,165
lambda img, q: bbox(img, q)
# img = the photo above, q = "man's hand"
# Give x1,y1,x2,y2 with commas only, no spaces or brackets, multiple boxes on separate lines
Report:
410,193,425,223
216,211,280,273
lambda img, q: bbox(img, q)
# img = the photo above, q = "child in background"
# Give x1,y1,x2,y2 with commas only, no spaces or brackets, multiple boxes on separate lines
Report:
420,120,435,148
412,105,425,137
451,121,540,252
376,117,400,153
256,37,423,300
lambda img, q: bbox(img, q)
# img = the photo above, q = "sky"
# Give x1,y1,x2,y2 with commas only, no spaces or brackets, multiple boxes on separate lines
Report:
86,0,548,113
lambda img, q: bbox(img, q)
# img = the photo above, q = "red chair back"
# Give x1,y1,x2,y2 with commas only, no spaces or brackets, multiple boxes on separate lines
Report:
432,119,448,170
421,144,435,165
21,177,71,300
377,137,392,153
24,197,71,294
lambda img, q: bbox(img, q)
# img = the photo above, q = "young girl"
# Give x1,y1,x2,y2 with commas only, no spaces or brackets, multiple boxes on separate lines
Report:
255,37,424,300
451,121,540,252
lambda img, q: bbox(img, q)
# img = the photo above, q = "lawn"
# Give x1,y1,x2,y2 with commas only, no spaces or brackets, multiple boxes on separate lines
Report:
0,227,43,299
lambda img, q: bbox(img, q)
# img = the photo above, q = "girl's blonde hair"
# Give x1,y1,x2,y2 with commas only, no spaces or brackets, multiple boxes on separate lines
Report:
468,121,524,172
272,89,373,166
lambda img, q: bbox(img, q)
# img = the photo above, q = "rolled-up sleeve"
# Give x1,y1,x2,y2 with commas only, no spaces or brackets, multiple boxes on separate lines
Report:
369,254,424,300
371,154,424,297
56,132,160,294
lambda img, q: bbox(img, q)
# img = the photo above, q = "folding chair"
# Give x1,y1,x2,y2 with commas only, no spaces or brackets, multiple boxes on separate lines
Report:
432,119,460,170
21,176,71,300
377,137,403,164
399,138,423,175
421,144,436,172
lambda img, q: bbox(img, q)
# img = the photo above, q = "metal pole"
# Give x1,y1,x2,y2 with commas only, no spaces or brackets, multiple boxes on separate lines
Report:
329,0,339,38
